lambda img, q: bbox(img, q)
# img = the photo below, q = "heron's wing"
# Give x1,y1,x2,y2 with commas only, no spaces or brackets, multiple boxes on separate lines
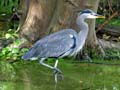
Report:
39,34,76,57
22,29,77,59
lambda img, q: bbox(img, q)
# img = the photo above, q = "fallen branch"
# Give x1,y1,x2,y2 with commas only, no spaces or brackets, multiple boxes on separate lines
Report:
98,39,120,49
96,26,120,37
96,11,118,33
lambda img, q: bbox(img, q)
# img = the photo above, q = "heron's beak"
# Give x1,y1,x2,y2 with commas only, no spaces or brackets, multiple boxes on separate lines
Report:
96,15,105,18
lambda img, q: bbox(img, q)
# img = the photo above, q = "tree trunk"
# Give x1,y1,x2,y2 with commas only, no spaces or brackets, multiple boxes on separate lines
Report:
19,0,86,43
85,0,99,47
85,0,105,57
19,0,67,43
19,0,104,57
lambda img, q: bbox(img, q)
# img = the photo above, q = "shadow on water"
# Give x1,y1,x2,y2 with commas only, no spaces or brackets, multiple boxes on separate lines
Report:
0,61,31,90
1,60,120,90
0,61,57,90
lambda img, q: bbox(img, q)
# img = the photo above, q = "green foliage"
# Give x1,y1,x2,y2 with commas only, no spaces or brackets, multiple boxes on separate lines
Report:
0,61,16,80
83,48,103,59
104,48,120,60
83,47,120,60
0,29,28,62
5,29,18,39
0,40,28,61
96,18,120,27
0,0,19,14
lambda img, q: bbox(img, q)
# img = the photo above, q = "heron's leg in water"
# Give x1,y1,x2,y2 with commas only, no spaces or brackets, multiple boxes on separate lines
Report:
39,58,63,83
54,59,58,68
54,59,58,84
54,59,64,84
40,58,53,69
40,58,62,72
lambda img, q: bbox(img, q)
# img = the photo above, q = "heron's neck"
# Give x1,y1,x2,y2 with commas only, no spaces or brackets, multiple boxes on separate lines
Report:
77,18,89,38
76,17,89,52
76,16,88,31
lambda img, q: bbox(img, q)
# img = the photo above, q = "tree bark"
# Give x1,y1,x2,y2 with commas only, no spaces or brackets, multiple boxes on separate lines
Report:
85,0,99,47
19,0,58,42
19,0,86,43
83,0,105,57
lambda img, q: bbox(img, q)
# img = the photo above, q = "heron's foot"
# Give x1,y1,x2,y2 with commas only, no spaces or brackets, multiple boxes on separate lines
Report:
53,67,62,74
54,70,64,80
53,67,64,84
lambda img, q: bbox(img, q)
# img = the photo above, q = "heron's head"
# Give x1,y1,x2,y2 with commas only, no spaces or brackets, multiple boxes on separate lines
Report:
78,9,105,19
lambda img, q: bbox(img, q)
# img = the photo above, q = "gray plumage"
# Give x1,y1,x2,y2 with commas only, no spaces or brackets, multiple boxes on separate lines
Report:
22,29,77,59
22,9,105,84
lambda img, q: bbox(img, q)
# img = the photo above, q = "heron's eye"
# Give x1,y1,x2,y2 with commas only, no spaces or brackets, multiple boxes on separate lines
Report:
90,13,94,15
91,13,97,16
94,14,98,16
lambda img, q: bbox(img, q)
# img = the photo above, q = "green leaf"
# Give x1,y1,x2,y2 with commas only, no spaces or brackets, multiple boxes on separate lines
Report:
11,48,19,54
5,33,12,39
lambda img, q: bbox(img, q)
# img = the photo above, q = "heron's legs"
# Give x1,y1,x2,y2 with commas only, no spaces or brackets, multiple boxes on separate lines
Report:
40,58,53,69
54,59,64,84
39,58,63,84
54,59,58,84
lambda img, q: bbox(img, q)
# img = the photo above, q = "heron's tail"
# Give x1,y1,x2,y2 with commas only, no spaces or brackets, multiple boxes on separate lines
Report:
22,53,30,60
22,49,33,60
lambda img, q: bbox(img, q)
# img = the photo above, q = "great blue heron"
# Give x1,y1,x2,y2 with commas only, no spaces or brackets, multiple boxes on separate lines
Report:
22,9,105,83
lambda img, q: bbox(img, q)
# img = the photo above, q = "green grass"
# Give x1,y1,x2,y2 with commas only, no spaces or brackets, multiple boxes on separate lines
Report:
96,18,120,27
1,59,120,90
0,0,19,14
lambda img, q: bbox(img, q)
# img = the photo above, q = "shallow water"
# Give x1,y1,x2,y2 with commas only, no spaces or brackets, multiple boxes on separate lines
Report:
1,60,120,90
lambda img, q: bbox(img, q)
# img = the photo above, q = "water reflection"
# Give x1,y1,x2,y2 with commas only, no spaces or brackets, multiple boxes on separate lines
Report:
0,62,31,90
0,62,15,90
0,61,120,90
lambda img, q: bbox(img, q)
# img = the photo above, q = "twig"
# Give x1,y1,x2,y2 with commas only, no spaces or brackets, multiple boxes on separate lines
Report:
96,11,118,33
107,0,113,13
